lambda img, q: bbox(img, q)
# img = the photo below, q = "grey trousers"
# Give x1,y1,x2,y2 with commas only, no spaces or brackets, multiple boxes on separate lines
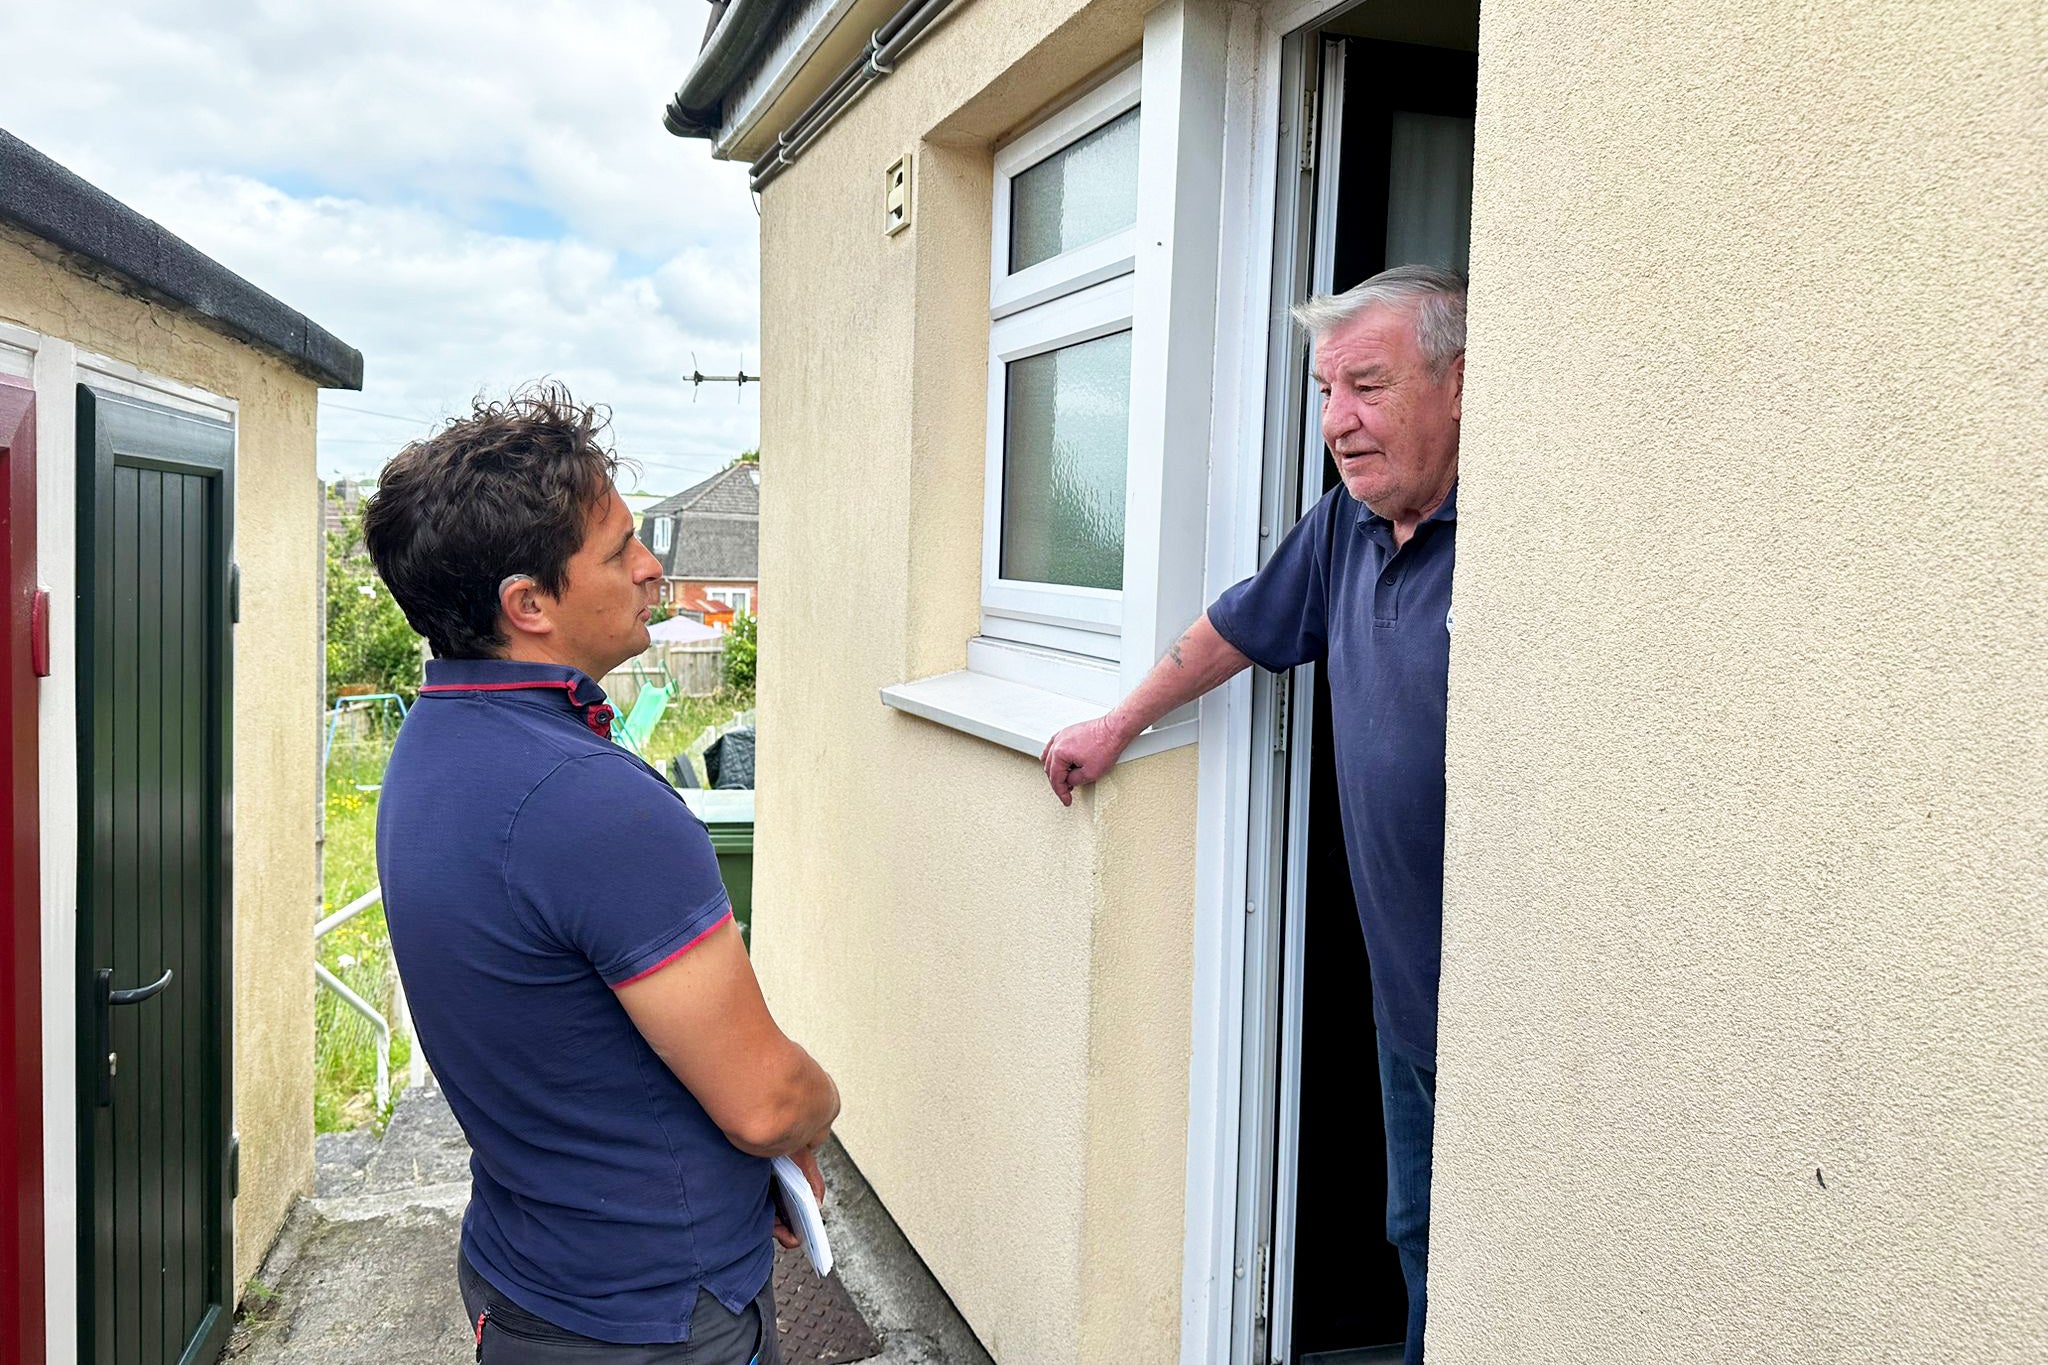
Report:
458,1254,781,1364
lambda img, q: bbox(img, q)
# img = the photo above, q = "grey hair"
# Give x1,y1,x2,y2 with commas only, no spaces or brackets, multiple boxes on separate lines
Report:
1292,264,1468,377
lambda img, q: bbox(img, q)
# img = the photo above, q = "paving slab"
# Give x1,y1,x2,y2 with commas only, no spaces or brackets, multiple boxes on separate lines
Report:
225,1198,469,1363
229,1085,993,1364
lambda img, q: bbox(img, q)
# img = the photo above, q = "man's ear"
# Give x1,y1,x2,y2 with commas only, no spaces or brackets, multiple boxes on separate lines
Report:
498,574,553,642
1449,353,1465,422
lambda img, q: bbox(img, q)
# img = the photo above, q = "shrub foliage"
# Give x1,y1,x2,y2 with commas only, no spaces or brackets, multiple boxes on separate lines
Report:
326,512,421,704
721,608,757,696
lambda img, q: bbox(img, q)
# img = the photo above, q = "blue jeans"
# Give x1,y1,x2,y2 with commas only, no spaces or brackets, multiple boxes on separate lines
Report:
1378,1035,1436,1365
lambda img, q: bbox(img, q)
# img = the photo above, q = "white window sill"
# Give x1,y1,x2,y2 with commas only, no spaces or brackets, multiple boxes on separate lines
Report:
880,668,1196,761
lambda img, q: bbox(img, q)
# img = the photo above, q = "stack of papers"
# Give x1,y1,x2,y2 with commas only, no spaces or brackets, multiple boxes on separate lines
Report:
771,1155,833,1277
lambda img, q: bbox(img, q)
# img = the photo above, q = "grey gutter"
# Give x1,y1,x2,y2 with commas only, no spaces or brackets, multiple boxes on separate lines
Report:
0,129,364,391
660,0,959,192
746,0,959,192
663,0,800,139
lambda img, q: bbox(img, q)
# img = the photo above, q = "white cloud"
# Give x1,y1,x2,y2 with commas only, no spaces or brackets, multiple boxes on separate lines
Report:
2,0,761,488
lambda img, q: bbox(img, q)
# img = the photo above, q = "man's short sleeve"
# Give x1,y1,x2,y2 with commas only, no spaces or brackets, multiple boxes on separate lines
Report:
1207,487,1338,672
503,753,733,987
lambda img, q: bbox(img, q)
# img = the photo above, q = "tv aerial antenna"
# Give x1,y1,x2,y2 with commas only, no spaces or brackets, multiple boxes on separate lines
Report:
687,353,758,402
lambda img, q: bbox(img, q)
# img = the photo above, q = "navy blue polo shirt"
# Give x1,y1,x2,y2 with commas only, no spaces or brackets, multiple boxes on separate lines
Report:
1209,483,1456,1068
376,658,770,1343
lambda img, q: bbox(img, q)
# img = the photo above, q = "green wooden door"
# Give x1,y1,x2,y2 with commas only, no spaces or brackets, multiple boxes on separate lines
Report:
76,385,235,1365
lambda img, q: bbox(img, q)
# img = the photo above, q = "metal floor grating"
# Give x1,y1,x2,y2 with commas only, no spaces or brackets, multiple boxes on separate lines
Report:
773,1244,882,1364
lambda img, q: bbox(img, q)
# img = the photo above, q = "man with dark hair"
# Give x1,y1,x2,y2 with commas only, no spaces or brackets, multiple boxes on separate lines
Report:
1042,267,1466,1365
365,385,837,1363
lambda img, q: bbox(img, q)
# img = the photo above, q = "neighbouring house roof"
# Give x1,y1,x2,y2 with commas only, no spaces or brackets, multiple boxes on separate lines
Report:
674,587,736,616
639,462,760,580
0,129,364,390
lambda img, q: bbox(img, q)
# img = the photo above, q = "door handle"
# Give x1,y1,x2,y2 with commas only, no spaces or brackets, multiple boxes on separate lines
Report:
110,968,172,1006
94,967,173,1106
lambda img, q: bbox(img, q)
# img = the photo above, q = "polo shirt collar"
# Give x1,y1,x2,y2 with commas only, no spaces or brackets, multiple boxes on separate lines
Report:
1354,479,1460,530
419,658,616,737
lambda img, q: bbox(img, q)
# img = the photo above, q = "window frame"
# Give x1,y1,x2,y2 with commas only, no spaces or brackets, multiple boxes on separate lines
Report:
650,515,673,555
990,67,1142,319
980,274,1134,649
980,63,1144,662
884,28,1218,758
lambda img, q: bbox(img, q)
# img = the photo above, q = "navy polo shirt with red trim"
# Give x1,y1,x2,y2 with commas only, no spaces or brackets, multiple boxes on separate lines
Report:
377,658,768,1343
1208,483,1457,1068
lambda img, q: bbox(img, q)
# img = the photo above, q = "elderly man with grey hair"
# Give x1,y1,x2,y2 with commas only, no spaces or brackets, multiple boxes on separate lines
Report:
1042,263,1466,1365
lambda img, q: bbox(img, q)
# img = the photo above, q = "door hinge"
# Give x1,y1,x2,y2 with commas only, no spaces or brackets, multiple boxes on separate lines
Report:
230,563,241,624
1299,85,1318,173
1254,1240,1272,1326
1273,675,1291,753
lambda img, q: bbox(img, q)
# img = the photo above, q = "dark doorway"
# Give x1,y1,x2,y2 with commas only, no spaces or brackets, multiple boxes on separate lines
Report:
1,374,45,1365
1282,16,1477,1365
75,384,236,1365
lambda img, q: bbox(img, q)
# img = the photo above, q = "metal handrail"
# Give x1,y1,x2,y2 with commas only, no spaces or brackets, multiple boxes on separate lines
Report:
314,958,390,1114
323,693,409,773
314,883,425,1114
315,886,384,939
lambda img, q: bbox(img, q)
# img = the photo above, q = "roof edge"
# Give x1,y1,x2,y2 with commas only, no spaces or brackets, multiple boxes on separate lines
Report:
663,0,799,139
0,130,364,391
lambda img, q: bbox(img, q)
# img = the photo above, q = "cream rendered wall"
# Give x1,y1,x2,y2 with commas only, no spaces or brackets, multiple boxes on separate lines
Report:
1434,1,2045,1360
0,231,323,1293
751,0,1198,1360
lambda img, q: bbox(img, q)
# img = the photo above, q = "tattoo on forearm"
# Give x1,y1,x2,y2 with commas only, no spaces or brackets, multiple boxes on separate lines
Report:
1168,631,1191,669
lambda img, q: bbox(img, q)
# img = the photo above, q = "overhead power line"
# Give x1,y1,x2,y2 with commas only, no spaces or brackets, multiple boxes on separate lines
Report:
323,401,441,425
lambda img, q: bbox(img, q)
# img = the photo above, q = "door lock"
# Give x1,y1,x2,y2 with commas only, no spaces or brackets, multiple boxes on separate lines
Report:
93,967,172,1106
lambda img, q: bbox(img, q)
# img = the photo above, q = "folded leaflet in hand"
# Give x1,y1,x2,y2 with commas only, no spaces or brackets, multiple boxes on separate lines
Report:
771,1155,833,1277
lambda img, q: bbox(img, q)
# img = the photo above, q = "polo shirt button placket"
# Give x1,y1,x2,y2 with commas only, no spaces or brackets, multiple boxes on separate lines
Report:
1376,558,1401,625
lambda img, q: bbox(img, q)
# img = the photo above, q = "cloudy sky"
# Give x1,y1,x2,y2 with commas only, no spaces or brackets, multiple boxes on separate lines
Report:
5,0,760,496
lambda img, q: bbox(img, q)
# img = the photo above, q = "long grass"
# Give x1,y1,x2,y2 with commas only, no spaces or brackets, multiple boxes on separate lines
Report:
313,689,753,1132
315,724,410,1133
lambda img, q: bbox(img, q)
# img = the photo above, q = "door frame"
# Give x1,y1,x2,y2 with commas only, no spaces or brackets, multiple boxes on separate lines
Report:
1175,0,1408,1361
0,317,239,1365
1,370,46,1365
75,377,239,1365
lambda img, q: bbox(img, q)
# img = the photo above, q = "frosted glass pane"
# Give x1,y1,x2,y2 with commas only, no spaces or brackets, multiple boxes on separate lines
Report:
1385,111,1475,273
1001,330,1131,590
1010,108,1141,273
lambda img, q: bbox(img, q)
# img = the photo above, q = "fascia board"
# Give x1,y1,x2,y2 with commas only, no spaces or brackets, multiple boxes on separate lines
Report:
716,0,905,163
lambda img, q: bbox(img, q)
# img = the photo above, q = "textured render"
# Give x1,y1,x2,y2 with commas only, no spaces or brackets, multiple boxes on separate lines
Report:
751,0,1195,1360
1434,1,2046,1360
0,232,323,1293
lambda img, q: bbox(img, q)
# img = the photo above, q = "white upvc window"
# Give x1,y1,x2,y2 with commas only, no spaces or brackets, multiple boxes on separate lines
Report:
980,64,1142,668
883,11,1221,756
707,587,753,612
651,516,673,555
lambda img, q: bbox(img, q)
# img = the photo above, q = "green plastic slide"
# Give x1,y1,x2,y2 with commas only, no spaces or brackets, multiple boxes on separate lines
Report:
615,681,673,757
